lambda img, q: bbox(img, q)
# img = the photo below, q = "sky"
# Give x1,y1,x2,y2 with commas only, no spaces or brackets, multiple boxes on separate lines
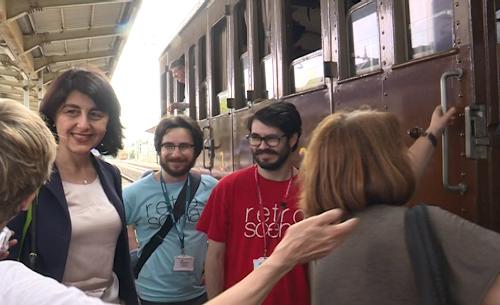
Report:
112,0,200,145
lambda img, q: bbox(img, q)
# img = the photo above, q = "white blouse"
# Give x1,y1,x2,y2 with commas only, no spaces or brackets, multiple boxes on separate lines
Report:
61,176,122,303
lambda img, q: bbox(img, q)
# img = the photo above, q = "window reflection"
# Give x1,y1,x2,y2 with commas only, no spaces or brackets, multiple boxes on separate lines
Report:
407,0,453,59
292,50,324,92
349,1,380,75
241,53,250,97
262,55,274,98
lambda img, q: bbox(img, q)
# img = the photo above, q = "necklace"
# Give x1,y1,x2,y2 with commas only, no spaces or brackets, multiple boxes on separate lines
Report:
82,179,89,184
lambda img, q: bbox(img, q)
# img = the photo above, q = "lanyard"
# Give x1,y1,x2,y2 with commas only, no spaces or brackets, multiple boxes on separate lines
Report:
254,165,294,257
160,170,191,254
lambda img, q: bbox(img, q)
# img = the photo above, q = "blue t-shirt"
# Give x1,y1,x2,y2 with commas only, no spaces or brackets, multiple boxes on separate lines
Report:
124,173,217,302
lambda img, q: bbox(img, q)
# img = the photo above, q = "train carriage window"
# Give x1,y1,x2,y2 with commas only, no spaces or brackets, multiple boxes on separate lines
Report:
167,69,174,114
286,0,323,93
258,0,274,99
236,0,249,109
212,18,228,116
188,46,196,120
348,1,381,76
160,71,166,114
198,36,208,120
171,56,186,108
406,0,453,59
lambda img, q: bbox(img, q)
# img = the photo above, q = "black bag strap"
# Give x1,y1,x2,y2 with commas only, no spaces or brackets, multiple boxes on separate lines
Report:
134,172,202,278
405,204,454,305
18,194,39,271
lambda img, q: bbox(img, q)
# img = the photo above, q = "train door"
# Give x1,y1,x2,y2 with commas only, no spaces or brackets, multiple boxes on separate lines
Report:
206,1,234,176
377,0,472,220
472,0,500,231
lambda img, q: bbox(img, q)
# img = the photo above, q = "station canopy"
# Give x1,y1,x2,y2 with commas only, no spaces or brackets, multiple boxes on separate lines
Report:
0,0,141,109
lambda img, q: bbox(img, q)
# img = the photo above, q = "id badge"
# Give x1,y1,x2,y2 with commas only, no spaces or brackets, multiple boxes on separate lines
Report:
253,256,267,270
173,255,195,272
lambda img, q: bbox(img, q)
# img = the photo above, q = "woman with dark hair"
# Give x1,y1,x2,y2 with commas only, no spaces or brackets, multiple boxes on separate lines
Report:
300,106,500,305
8,67,138,304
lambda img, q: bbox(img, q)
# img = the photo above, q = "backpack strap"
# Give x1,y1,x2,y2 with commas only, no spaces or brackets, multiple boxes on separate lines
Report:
405,204,454,305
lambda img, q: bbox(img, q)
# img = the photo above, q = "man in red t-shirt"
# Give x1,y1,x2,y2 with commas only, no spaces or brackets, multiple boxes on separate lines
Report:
197,101,309,305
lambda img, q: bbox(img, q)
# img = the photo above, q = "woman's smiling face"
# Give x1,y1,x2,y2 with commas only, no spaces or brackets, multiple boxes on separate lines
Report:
55,90,109,156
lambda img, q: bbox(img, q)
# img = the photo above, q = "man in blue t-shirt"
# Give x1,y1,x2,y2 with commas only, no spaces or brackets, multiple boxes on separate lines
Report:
124,116,217,305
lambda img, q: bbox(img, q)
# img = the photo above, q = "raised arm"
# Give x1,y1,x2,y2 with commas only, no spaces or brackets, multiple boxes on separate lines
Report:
205,209,358,305
205,240,226,299
408,106,456,179
482,275,500,305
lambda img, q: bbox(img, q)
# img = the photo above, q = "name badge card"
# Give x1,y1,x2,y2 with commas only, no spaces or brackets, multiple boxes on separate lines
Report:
253,256,267,270
173,255,195,272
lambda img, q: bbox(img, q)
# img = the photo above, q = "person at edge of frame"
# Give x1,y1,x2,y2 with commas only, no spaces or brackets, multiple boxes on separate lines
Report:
300,106,500,305
7,67,138,304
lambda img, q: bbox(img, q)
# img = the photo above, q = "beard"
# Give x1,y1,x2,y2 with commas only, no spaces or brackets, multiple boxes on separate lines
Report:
159,156,196,177
252,147,291,171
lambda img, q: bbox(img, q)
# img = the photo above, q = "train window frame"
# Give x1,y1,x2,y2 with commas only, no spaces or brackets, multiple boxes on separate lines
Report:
197,35,208,120
235,0,249,110
160,71,166,114
285,0,324,94
210,17,229,117
346,0,382,77
188,45,196,120
256,0,274,100
166,68,174,114
394,0,455,63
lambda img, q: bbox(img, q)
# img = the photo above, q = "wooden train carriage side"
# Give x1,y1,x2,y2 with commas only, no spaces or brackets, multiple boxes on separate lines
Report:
159,0,500,232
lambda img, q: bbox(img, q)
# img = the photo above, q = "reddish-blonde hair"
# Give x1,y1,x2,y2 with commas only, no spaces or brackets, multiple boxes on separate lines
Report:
300,109,415,217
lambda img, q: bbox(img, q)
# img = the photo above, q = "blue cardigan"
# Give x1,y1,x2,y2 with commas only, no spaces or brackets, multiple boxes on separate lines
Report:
8,157,138,305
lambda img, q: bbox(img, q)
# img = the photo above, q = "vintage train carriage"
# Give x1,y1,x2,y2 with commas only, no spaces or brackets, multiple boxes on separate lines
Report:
159,0,500,232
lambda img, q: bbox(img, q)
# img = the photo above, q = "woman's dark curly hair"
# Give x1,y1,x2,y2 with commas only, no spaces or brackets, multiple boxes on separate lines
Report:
39,67,124,156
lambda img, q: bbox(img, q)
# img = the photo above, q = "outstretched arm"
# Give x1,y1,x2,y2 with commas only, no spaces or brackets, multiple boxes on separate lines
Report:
205,240,226,299
205,209,358,305
408,106,456,179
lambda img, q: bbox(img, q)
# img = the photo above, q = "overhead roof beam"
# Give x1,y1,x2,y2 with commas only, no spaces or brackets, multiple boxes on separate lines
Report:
23,26,125,51
6,0,133,21
34,50,114,72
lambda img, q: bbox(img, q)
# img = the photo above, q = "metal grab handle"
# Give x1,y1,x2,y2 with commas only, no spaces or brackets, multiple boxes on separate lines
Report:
202,126,213,170
440,68,467,194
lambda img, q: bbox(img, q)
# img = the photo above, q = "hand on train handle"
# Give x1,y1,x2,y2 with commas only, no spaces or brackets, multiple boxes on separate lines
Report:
0,238,17,260
426,106,457,136
271,209,358,268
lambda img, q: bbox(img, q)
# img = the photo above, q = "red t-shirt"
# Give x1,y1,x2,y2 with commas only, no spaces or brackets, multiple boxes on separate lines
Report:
197,166,310,305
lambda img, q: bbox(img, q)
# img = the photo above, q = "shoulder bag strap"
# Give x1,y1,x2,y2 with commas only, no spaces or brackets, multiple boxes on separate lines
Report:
134,173,201,278
18,194,38,270
405,204,454,305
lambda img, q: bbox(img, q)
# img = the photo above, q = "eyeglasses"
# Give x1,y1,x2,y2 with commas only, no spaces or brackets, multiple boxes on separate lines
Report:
160,143,195,153
246,134,287,147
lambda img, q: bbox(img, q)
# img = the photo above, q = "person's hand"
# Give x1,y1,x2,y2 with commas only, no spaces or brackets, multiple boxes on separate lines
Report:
272,209,358,268
426,106,456,136
0,238,17,260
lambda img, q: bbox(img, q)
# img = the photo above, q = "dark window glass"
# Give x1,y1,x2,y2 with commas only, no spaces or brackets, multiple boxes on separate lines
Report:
198,36,207,120
212,18,228,116
286,0,323,92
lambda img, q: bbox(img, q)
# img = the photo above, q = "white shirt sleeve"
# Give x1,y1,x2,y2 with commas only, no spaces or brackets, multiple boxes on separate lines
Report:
0,261,109,305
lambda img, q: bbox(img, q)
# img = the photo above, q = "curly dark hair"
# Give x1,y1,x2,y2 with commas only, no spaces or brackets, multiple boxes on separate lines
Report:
39,67,124,156
154,115,203,158
246,100,302,151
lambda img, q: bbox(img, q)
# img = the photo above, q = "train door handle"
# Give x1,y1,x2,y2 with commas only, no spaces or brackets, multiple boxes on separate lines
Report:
439,68,467,194
202,126,213,170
